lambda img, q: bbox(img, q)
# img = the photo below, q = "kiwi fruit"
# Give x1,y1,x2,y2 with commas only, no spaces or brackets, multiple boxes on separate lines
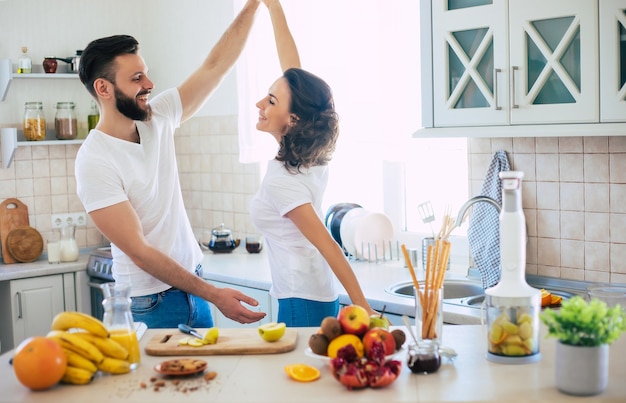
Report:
320,316,342,341
391,329,406,350
308,333,330,355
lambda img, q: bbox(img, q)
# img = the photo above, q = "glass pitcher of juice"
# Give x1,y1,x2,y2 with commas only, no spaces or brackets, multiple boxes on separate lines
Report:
101,282,141,369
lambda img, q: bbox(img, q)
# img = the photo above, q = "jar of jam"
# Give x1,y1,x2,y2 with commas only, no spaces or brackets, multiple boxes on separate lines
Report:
407,340,441,374
43,57,58,74
55,102,78,140
23,102,46,141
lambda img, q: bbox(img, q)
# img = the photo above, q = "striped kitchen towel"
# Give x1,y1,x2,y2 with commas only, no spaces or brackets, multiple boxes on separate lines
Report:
467,150,510,289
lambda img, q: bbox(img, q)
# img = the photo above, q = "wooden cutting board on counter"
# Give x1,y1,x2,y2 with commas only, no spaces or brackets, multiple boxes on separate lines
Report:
0,198,30,264
144,328,298,356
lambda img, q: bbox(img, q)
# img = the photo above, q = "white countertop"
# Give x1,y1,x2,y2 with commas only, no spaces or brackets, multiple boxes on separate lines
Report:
200,248,483,324
1,325,625,402
0,255,89,281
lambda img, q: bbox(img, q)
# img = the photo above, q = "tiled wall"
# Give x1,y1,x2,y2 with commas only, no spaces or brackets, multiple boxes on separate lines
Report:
468,136,626,284
0,114,261,254
175,115,261,241
4,118,625,286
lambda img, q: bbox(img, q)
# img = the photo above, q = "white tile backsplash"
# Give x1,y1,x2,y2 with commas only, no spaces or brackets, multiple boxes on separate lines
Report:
469,137,626,284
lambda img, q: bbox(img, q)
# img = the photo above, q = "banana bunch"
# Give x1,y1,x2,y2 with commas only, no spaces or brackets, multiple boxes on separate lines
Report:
47,311,133,385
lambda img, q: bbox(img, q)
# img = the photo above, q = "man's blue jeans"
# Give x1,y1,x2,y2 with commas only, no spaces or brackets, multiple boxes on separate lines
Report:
130,265,214,329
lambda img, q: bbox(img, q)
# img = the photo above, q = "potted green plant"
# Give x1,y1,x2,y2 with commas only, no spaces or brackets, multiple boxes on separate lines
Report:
540,295,626,396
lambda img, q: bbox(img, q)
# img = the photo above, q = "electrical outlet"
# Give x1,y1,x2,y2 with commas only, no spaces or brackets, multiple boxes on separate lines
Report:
51,212,87,228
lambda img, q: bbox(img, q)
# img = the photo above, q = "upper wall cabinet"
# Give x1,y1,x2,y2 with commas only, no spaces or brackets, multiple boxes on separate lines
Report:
417,0,626,138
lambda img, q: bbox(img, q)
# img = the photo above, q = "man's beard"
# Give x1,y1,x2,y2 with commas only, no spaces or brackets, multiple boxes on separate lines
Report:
114,86,152,121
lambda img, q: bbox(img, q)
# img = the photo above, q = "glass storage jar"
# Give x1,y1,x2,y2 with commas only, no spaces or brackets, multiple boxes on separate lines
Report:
55,102,78,140
23,101,46,141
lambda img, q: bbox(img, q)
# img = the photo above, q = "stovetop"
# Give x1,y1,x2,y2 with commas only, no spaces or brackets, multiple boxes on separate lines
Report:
86,246,114,281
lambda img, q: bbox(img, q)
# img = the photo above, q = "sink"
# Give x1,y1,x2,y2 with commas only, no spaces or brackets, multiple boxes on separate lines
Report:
385,279,485,300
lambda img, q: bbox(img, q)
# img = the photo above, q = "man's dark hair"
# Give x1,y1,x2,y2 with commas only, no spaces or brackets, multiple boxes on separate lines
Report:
79,35,139,98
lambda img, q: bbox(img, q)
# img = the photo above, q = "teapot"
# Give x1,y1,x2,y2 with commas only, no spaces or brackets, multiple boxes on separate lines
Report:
208,223,240,253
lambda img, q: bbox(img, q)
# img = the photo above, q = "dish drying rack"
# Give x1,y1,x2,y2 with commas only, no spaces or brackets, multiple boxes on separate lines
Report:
343,240,401,263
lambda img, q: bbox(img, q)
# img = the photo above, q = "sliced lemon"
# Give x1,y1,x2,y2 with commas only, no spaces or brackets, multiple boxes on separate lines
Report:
188,338,205,347
203,327,219,344
178,337,190,346
284,364,320,382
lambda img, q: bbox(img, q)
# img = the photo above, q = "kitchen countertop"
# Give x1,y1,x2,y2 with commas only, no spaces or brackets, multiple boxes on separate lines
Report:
201,248,484,324
1,325,625,402
0,255,89,281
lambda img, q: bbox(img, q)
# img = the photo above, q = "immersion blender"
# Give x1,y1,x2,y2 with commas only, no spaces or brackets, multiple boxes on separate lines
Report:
484,171,541,364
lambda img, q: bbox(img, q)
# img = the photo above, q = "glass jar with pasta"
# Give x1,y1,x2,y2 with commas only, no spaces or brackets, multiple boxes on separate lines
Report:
23,101,46,141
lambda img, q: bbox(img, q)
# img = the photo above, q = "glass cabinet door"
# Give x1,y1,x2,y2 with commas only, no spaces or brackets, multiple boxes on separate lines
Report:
509,0,598,124
432,0,508,127
600,0,626,123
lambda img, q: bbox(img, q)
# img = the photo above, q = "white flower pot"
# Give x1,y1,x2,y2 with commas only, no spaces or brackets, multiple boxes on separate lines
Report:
555,341,609,396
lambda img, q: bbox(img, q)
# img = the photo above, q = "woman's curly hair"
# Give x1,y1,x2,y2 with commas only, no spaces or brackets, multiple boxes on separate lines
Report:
276,68,339,173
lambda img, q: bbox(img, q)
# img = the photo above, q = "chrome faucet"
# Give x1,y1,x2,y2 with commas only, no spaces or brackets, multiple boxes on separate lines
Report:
455,195,501,228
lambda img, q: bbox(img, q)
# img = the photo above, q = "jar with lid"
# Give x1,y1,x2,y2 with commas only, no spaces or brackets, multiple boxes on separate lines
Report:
23,102,46,141
55,102,78,140
407,340,441,374
17,46,32,74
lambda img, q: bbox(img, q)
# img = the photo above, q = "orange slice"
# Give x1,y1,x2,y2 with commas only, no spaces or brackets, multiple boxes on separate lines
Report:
550,294,563,305
284,364,321,382
540,289,551,307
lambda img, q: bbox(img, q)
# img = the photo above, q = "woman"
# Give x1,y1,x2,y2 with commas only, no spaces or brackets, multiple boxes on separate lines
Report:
251,0,375,326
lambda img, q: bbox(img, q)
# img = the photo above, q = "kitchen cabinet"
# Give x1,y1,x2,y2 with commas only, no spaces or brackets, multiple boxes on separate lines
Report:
600,0,626,122
0,272,87,353
208,281,278,328
419,0,626,138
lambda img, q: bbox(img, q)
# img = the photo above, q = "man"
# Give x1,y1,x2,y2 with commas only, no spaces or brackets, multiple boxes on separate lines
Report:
75,0,266,328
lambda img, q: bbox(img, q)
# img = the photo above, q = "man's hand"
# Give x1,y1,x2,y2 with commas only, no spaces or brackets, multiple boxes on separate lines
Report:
213,287,267,324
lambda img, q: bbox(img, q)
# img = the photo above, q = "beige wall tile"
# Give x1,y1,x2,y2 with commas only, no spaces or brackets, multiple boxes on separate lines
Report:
559,182,583,211
559,137,583,153
535,154,559,181
559,154,583,182
584,154,609,183
586,183,609,213
610,153,626,183
560,211,584,240
536,182,560,209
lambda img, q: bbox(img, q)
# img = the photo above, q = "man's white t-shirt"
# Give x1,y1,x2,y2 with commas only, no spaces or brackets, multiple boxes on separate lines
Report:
250,159,338,302
75,88,202,297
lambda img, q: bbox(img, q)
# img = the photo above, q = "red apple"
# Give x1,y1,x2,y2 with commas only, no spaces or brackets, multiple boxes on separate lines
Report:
362,328,397,357
337,305,370,336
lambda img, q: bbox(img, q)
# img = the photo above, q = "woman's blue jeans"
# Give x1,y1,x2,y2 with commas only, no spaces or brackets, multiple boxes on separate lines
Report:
277,297,339,327
130,265,214,329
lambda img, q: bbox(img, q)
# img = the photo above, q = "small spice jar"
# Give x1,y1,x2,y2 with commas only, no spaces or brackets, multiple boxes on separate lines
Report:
55,102,78,140
23,101,46,141
407,340,441,374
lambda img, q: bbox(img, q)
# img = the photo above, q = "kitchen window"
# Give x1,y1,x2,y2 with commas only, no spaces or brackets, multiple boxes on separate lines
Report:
236,0,469,235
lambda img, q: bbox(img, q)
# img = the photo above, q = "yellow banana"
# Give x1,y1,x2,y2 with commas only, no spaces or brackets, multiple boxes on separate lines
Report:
73,332,129,360
62,348,98,374
97,357,131,375
47,330,104,364
61,366,95,385
51,311,110,338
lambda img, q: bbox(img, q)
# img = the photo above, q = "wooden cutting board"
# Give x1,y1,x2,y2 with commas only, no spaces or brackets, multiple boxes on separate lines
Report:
6,225,43,263
0,198,30,264
144,328,298,356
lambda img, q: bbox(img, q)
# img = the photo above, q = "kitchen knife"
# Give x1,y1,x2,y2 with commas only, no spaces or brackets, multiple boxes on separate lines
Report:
178,324,204,339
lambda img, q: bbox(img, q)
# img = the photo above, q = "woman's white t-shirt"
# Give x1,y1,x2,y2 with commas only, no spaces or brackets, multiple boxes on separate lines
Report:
250,159,338,302
75,88,202,297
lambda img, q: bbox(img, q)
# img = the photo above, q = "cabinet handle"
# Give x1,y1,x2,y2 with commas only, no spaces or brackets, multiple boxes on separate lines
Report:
511,66,519,109
494,68,502,110
16,292,23,319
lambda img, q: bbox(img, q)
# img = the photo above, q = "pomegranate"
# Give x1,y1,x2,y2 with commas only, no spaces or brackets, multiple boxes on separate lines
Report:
330,341,401,390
